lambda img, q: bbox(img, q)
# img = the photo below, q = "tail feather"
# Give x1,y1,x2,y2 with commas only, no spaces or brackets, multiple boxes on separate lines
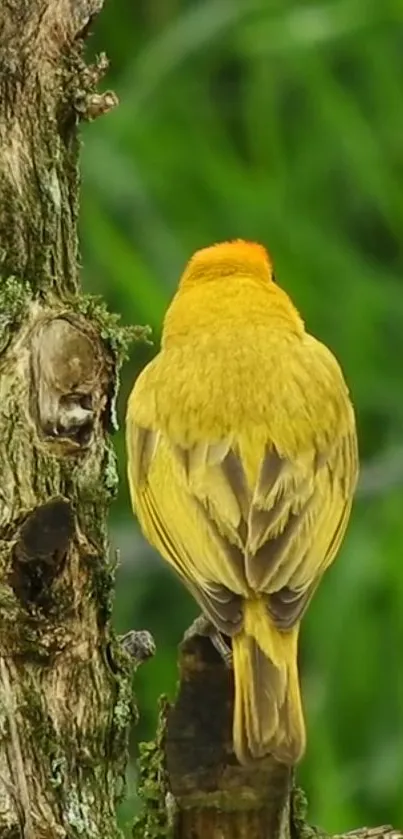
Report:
232,598,306,765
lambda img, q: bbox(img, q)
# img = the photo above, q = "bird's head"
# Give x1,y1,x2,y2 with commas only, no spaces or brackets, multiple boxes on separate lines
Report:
162,239,303,344
178,239,274,290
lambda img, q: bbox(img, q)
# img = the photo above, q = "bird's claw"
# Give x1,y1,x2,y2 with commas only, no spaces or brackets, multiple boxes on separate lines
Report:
182,614,233,669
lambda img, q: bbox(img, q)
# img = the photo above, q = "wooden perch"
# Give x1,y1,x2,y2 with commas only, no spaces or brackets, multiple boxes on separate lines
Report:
166,634,292,839
134,634,403,839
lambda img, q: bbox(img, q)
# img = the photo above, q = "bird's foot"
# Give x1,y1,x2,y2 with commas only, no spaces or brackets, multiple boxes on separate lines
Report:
182,614,233,668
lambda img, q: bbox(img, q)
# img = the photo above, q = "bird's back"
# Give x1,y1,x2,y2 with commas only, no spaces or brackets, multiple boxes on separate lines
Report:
131,291,353,479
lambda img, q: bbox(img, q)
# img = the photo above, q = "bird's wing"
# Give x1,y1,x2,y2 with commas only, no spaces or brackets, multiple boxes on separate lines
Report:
247,423,358,628
126,416,245,635
126,339,358,634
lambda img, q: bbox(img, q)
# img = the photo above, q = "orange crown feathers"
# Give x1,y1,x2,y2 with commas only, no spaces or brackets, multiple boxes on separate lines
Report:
179,239,273,288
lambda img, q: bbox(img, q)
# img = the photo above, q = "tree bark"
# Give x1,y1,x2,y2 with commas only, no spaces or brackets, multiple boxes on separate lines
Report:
0,2,150,837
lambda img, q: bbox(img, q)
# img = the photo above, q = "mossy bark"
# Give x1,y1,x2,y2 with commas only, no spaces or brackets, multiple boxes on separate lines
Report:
0,2,137,837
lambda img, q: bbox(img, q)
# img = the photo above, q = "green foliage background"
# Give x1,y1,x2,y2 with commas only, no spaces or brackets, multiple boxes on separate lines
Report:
82,0,403,833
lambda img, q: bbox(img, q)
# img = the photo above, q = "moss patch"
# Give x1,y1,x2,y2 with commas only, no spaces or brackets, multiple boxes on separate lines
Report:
74,293,151,364
132,697,174,839
0,275,31,351
291,786,325,839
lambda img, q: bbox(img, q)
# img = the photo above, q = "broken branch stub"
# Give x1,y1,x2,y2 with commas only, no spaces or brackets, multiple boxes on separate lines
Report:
164,634,292,839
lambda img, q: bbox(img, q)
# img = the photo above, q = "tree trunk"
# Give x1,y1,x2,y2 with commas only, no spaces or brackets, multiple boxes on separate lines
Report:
0,2,148,837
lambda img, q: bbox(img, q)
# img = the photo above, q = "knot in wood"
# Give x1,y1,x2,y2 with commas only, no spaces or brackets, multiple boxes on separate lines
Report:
31,316,108,450
11,497,74,606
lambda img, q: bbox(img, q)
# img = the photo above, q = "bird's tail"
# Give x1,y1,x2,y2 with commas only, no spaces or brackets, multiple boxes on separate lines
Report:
232,598,305,765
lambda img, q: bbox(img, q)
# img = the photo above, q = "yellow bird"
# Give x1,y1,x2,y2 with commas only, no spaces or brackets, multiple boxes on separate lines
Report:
126,240,358,765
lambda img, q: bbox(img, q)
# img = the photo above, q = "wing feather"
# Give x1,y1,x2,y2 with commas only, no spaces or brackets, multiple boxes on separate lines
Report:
126,417,244,634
